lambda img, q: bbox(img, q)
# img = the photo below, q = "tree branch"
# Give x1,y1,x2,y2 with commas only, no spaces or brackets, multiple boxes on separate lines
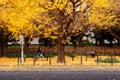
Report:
108,27,120,39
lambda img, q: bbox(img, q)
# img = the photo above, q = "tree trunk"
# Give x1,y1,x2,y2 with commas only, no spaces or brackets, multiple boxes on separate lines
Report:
0,46,4,57
0,27,9,57
24,36,30,49
0,39,5,57
109,40,113,47
78,33,84,47
57,38,66,63
95,34,99,46
99,39,104,46
117,38,120,46
0,28,4,57
56,10,66,63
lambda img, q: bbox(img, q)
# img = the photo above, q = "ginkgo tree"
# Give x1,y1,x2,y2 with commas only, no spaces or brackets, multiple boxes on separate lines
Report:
37,0,120,63
1,0,119,63
6,0,43,39
107,0,120,39
0,0,45,57
0,0,10,57
35,0,95,63
1,0,93,61
89,0,120,39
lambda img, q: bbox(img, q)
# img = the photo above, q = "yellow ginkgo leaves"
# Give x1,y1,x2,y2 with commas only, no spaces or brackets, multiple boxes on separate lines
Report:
89,0,119,28
1,0,43,40
1,0,119,41
92,0,110,8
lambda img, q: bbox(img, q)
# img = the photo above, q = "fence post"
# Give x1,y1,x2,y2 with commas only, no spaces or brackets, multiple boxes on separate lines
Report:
33,55,36,66
49,57,51,65
111,54,113,66
64,56,66,65
46,57,48,61
96,53,99,65
85,47,88,61
85,52,88,61
17,54,20,66
80,52,83,65
72,57,74,61
17,52,21,66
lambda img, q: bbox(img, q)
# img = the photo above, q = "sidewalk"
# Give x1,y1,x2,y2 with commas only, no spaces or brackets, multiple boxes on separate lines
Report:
0,57,120,70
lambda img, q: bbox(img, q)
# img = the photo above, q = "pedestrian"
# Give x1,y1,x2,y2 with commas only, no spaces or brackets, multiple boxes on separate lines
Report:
90,50,95,58
36,48,44,58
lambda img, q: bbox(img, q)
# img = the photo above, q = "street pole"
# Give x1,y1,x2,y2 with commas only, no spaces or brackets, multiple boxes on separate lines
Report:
20,34,24,63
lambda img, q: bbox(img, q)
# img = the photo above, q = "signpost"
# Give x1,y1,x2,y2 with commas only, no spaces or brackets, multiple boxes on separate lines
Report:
20,34,24,63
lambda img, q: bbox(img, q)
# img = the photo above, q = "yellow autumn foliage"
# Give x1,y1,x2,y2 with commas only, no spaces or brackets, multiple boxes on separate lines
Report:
0,0,119,41
92,0,110,8
0,0,44,39
89,0,119,28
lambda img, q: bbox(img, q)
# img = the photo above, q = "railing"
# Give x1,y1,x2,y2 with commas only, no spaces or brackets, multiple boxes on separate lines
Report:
4,46,120,55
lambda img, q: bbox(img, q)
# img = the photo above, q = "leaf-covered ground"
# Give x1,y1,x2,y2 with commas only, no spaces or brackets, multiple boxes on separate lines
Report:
0,56,120,70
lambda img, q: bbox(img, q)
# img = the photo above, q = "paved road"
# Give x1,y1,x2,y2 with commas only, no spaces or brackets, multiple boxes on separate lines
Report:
0,69,120,80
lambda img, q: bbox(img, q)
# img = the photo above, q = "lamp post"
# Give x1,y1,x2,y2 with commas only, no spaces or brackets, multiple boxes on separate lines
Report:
20,34,24,63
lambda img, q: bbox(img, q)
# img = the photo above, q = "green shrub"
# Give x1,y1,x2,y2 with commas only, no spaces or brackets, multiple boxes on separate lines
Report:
95,58,119,63
44,52,57,58
25,53,34,57
104,58,119,63
95,58,104,63
65,52,76,58
4,52,18,57
83,42,94,46
4,52,34,58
